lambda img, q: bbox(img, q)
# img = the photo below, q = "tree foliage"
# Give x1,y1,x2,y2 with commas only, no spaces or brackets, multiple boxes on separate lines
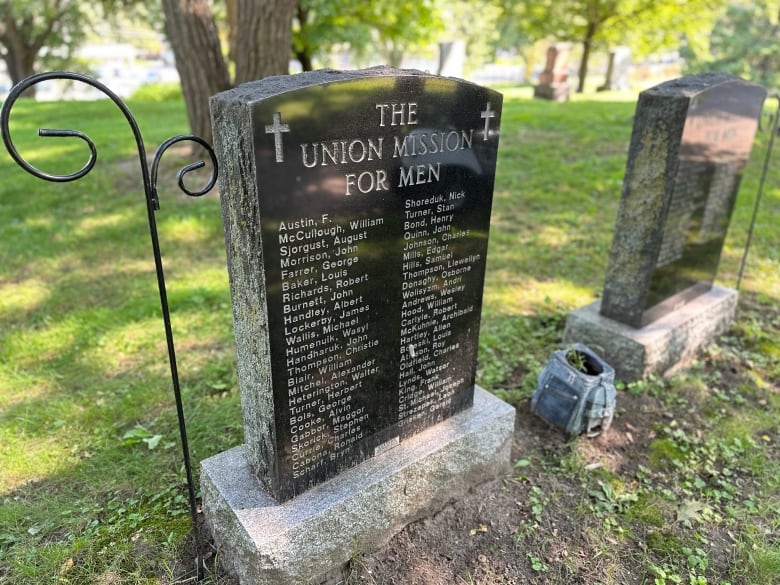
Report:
502,0,726,92
293,0,441,70
293,0,371,70
440,0,503,72
684,1,780,88
0,0,89,96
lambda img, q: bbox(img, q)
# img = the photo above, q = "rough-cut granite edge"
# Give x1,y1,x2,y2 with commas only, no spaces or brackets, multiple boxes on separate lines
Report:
201,386,515,585
564,286,738,382
210,66,486,107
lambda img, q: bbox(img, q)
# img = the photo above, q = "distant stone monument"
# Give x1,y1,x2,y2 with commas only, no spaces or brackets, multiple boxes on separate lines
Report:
438,39,466,77
564,73,766,381
534,43,571,102
202,67,514,584
598,46,631,92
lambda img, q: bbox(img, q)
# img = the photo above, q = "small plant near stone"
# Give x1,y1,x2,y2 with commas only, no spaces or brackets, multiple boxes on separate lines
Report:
513,484,550,542
564,346,590,374
562,343,612,377
526,552,550,573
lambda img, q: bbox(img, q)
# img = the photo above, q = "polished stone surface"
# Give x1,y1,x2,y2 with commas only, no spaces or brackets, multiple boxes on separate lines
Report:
600,73,765,328
211,68,502,501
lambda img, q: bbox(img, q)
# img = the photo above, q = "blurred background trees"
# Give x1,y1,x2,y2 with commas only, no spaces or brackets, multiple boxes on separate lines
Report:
0,0,90,97
683,1,780,89
3,0,779,138
499,0,728,93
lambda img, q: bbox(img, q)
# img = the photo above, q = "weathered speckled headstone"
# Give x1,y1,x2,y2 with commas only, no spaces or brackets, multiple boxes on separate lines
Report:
600,73,766,328
564,73,766,382
210,67,503,501
203,67,515,585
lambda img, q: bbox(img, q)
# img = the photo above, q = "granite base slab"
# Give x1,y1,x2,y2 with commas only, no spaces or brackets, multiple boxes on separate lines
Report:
201,386,515,585
563,285,738,382
533,83,570,101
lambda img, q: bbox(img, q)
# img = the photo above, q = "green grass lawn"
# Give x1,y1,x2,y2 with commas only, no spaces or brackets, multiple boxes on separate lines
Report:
0,84,778,584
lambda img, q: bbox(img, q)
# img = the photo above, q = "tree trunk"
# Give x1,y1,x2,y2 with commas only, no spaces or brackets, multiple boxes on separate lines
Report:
295,48,314,72
161,0,231,145
1,14,44,98
293,2,314,72
577,22,597,94
386,41,404,68
226,0,239,66
2,42,37,98
234,0,295,84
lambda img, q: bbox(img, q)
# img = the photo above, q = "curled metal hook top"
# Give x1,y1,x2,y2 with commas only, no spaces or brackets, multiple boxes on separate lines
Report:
1,70,216,581
0,71,218,207
150,135,219,210
0,72,107,182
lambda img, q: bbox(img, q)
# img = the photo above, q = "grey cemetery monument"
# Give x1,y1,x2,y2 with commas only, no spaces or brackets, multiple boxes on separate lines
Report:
201,68,515,583
564,73,766,381
598,46,631,92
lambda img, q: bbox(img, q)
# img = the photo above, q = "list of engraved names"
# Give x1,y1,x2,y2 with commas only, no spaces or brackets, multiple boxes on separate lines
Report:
398,189,477,426
279,214,383,478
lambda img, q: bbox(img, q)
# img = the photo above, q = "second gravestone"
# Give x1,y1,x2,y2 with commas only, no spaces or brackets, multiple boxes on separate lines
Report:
564,73,766,380
202,68,515,584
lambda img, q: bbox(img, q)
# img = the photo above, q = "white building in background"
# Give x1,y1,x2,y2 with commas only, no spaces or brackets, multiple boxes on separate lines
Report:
29,37,179,101
74,42,178,100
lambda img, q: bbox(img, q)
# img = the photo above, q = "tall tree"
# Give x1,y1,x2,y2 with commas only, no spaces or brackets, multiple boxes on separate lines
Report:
234,0,295,84
0,0,88,97
292,0,441,71
160,0,295,144
502,0,726,93
161,0,230,145
438,0,503,73
684,1,780,88
293,0,369,71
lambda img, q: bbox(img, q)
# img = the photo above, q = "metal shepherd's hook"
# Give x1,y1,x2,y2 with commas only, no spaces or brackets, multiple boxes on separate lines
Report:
0,71,218,581
737,93,780,291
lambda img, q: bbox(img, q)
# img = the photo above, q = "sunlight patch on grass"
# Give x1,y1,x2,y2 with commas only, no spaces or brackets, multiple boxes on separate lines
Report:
496,86,534,101
0,309,157,380
0,430,71,494
169,265,229,289
81,258,159,280
0,280,50,316
18,216,56,229
738,258,780,300
0,374,51,409
526,224,574,248
91,323,162,375
159,214,216,244
483,276,594,316
74,212,132,233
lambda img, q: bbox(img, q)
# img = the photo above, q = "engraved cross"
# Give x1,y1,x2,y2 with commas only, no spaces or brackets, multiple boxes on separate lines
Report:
480,102,496,141
265,112,290,162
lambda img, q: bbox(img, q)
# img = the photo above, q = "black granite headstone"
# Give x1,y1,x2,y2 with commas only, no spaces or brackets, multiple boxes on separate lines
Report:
600,73,765,328
211,68,502,501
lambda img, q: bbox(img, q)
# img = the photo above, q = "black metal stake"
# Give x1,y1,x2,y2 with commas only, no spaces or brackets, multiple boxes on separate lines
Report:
1,71,218,581
737,94,780,291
